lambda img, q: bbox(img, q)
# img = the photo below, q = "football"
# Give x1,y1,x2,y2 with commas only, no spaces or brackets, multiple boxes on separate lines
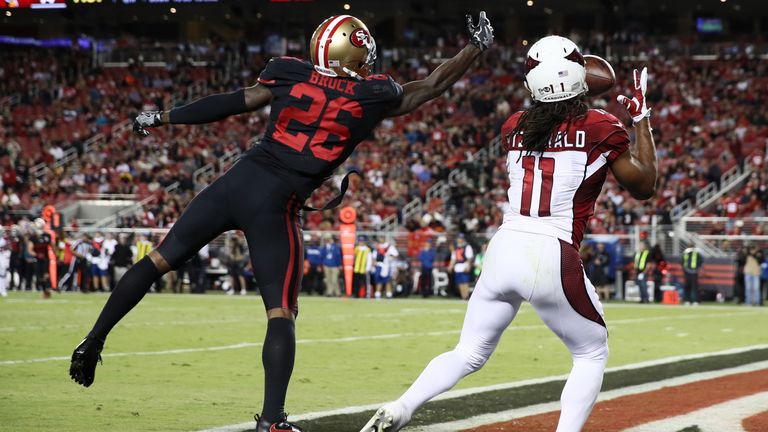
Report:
584,54,616,97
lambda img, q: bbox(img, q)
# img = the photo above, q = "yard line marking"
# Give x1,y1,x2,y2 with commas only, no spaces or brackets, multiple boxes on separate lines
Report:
409,362,768,432
622,392,768,432
1,313,765,365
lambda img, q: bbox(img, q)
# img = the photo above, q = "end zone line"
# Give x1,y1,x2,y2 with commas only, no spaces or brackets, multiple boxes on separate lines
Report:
411,360,768,432
196,344,768,432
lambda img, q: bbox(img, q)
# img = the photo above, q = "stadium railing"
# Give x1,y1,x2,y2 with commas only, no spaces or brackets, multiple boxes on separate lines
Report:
681,216,768,255
89,181,180,228
671,148,763,220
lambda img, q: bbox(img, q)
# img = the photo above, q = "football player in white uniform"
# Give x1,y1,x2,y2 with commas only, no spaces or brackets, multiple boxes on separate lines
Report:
361,35,657,432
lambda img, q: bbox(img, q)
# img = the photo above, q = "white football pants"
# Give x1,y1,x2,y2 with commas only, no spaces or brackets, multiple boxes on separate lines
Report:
397,229,609,432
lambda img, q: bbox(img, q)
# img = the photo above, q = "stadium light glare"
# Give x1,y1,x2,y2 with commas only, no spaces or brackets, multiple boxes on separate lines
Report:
522,39,528,46
526,0,533,6
5,10,10,17
170,7,177,13
343,3,351,10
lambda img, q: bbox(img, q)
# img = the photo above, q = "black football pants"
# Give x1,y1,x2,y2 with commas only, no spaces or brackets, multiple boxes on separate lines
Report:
155,159,304,314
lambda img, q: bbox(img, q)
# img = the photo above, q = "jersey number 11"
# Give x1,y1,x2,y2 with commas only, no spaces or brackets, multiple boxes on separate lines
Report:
520,155,555,217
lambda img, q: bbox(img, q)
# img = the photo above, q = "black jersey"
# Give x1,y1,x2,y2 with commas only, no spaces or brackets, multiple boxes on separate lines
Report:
246,57,403,197
32,232,52,260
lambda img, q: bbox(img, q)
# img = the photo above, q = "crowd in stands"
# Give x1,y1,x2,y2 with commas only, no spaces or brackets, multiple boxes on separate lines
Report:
2,35,767,241
0,219,483,300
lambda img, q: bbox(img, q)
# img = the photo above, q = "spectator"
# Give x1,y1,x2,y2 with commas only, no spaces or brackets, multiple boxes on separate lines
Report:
417,240,436,297
101,233,118,289
177,244,209,294
634,243,650,304
591,243,611,302
111,234,133,285
303,235,324,296
2,189,20,208
372,237,399,299
761,255,768,306
353,236,373,298
743,244,763,306
650,245,666,303
0,229,9,297
224,234,247,296
682,247,702,305
321,234,342,297
90,234,110,292
449,235,474,300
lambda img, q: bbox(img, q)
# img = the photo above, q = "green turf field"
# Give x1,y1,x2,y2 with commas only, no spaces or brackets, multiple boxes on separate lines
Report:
1,291,766,432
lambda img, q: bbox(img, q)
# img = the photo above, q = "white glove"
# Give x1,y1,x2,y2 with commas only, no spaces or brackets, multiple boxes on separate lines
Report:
133,111,163,137
617,67,651,124
467,11,494,51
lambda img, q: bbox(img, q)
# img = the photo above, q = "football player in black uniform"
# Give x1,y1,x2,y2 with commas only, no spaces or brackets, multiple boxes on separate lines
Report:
70,12,493,432
31,219,54,299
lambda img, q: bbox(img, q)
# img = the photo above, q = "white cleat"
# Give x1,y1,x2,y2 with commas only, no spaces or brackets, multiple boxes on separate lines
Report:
359,401,410,432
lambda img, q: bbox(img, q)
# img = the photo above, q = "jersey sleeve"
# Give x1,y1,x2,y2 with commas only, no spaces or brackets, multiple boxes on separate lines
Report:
256,57,307,89
501,111,524,150
594,113,630,165
364,74,404,109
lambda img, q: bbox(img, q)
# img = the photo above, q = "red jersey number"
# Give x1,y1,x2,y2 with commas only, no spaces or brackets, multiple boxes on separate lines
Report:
520,155,555,217
272,83,362,162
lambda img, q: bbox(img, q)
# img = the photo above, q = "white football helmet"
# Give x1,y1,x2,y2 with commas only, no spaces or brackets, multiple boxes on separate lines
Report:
524,35,587,103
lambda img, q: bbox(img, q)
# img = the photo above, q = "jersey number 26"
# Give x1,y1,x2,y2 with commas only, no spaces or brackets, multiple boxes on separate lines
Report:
273,83,362,162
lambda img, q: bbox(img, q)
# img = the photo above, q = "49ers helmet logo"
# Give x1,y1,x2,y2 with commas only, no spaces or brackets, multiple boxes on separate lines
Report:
349,28,370,48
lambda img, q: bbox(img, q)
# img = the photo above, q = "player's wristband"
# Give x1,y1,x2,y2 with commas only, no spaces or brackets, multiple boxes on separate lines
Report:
168,89,247,125
632,108,651,125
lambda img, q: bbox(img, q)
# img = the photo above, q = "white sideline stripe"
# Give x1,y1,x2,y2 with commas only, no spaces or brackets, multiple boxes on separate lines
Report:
195,348,768,432
0,312,764,364
622,391,768,432
0,308,469,332
0,331,454,365
3,313,763,365
409,361,768,432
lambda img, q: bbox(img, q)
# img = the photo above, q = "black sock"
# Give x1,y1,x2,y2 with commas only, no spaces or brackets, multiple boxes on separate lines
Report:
260,317,296,423
87,257,162,341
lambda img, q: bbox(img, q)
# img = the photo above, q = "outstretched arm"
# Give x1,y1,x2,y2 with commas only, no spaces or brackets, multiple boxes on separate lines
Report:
133,84,272,137
386,11,493,118
611,68,658,200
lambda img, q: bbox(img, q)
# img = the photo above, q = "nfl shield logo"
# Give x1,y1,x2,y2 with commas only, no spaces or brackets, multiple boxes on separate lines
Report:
558,70,569,78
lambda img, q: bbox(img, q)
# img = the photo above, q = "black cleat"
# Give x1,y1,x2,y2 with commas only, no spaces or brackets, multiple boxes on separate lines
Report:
255,413,304,432
69,336,104,387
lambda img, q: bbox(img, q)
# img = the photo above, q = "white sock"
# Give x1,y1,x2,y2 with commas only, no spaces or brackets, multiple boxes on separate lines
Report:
397,349,472,417
556,348,608,432
397,284,519,418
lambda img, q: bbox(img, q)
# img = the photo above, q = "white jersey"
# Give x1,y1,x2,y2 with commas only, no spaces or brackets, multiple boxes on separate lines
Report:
0,236,9,273
373,243,398,277
501,109,630,248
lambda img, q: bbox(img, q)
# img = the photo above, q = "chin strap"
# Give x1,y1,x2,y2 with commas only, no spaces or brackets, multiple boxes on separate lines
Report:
302,170,360,212
342,67,365,81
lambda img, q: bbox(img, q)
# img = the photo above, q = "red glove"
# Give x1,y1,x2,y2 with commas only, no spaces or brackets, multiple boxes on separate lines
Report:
617,67,651,124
